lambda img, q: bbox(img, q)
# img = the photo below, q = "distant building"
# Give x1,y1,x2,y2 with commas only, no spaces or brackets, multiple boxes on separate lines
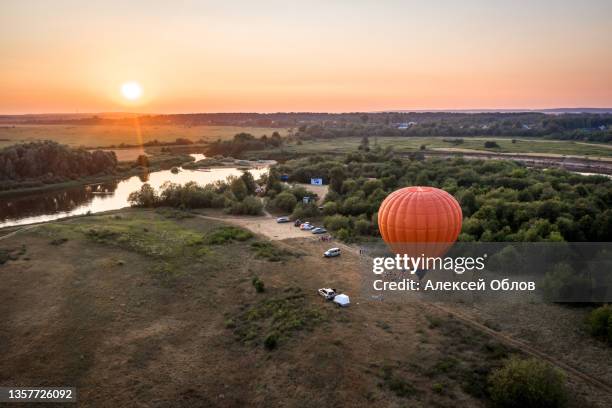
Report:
396,121,416,130
310,178,323,186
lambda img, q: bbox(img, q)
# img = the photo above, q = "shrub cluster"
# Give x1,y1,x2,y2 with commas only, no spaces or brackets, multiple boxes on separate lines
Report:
487,357,567,408
252,276,265,293
205,226,253,245
586,305,612,344
128,172,263,215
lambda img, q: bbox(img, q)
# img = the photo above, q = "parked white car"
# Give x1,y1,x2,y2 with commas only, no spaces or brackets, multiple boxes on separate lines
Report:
318,288,336,300
323,248,341,258
276,216,290,223
300,223,315,231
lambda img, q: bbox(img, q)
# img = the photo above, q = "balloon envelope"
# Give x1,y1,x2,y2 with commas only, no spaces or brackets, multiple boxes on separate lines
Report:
378,186,462,257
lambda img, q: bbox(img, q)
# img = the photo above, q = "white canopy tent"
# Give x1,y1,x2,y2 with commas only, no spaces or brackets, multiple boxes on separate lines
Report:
333,294,350,307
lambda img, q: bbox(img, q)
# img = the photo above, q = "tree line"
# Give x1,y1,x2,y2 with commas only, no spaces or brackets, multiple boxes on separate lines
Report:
0,141,117,184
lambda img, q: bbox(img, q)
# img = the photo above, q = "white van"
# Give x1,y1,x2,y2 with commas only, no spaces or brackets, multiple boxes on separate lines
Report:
323,248,341,258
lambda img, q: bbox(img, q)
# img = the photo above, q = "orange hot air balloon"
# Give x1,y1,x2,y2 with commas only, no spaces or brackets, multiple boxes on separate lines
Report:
378,186,462,258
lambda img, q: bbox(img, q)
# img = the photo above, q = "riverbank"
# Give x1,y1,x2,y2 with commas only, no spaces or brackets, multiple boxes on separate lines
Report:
0,153,194,199
0,157,271,228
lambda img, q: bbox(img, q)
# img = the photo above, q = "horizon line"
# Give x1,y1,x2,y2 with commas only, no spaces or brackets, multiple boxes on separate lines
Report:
2,107,612,117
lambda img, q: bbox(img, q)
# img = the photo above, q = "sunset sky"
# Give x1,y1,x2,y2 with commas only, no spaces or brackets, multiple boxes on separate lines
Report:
1,0,611,114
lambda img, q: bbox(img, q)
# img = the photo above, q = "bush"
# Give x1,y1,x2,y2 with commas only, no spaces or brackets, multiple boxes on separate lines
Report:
484,141,501,148
264,333,278,350
322,201,338,215
205,227,253,244
250,241,297,262
586,305,612,343
128,183,159,207
354,218,371,235
252,276,265,293
324,214,351,231
226,196,263,215
381,366,417,398
291,202,319,219
488,357,567,408
272,191,298,212
335,228,354,243
540,263,591,302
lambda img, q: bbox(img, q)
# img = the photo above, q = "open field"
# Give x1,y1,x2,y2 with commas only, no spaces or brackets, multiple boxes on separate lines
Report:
0,124,288,148
273,137,612,159
1,209,611,407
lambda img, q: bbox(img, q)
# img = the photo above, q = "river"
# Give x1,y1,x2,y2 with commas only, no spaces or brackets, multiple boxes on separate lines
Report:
0,154,269,228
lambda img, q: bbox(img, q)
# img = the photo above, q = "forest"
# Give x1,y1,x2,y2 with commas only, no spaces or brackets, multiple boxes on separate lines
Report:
0,141,117,184
291,114,612,143
273,147,612,243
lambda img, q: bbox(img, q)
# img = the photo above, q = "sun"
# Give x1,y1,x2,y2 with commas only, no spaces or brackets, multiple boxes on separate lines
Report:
121,81,143,101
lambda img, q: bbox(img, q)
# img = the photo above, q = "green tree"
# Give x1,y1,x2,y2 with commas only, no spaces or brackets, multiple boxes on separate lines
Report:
329,166,347,193
272,191,298,212
358,136,370,151
240,171,257,195
128,183,158,207
322,201,338,215
230,177,248,201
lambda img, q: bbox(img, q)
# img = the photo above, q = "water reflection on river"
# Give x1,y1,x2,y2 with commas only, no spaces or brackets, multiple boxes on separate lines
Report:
0,154,268,228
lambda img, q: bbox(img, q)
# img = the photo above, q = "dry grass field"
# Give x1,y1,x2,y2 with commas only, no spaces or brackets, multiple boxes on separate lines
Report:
0,124,287,148
1,209,610,407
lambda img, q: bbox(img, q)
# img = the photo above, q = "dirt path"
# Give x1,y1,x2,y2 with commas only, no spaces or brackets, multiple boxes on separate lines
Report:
428,303,612,394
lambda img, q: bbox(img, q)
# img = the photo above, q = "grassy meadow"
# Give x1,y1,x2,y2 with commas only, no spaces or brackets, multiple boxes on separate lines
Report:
276,136,612,159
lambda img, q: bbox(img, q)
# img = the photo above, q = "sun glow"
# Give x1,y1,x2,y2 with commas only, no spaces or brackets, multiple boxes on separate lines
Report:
121,81,143,101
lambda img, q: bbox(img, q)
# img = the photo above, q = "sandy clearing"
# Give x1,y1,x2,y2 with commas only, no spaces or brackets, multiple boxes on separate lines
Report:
294,183,329,204
194,212,321,241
